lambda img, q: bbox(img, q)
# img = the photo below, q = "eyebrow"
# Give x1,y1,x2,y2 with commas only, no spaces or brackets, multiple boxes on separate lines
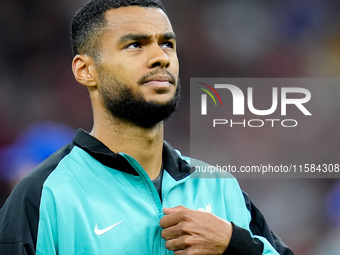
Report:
162,32,176,41
118,32,176,44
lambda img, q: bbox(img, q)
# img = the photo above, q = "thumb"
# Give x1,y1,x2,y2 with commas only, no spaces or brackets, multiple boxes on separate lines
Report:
163,205,187,215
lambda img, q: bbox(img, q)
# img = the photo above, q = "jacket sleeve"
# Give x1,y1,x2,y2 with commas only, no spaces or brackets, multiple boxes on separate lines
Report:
0,176,41,255
224,192,294,255
223,222,264,255
0,242,35,255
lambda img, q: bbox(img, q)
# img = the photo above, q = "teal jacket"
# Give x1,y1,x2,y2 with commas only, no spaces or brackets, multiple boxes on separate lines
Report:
0,129,293,255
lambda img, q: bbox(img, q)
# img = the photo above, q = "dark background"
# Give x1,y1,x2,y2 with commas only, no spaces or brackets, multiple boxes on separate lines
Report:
1,0,340,254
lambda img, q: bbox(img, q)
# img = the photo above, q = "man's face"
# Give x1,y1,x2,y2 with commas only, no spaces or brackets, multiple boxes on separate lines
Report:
95,6,180,128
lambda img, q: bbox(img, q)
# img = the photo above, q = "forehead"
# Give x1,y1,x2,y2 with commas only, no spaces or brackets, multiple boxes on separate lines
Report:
103,6,174,39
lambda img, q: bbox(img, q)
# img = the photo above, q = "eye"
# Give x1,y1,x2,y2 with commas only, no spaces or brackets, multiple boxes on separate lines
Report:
125,42,141,49
161,41,174,49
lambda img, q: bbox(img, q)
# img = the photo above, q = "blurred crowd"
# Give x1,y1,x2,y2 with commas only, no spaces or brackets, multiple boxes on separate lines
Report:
1,0,340,254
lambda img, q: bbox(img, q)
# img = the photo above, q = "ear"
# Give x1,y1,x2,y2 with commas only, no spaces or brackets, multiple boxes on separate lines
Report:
72,55,97,87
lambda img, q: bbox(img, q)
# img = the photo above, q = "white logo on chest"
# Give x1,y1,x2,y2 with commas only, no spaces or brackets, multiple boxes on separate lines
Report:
94,220,124,236
198,203,212,213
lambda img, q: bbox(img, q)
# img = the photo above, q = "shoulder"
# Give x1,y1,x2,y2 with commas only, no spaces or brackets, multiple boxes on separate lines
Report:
0,142,75,248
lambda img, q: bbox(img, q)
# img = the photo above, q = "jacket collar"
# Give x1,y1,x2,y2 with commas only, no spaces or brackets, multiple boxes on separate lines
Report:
72,129,192,181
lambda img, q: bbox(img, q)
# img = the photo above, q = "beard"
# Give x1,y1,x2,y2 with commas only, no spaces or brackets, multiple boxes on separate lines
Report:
97,68,181,129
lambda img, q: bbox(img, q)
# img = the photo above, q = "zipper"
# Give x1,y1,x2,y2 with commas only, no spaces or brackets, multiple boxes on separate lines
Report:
119,153,166,254
120,153,190,255
160,176,189,255
160,186,176,255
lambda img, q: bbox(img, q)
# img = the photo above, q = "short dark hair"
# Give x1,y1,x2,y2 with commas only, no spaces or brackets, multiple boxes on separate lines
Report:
71,0,165,61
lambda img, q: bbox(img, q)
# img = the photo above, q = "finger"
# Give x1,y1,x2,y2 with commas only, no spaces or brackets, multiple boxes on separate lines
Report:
159,206,189,228
160,213,179,229
165,235,191,251
163,205,187,215
173,251,186,255
160,207,188,229
161,224,183,240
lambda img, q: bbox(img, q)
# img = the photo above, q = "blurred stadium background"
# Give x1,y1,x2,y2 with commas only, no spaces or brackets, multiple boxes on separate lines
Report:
1,0,340,254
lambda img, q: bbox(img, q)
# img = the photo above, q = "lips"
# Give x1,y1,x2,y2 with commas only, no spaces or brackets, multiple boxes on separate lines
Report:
143,75,174,86
138,70,177,87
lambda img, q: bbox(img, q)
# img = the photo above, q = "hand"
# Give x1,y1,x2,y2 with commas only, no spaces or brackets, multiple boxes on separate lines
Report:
159,206,233,255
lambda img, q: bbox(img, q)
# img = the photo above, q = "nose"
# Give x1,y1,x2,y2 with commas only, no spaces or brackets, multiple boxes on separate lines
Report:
147,45,170,69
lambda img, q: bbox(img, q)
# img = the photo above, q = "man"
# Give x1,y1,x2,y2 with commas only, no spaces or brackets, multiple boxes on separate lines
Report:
0,0,294,254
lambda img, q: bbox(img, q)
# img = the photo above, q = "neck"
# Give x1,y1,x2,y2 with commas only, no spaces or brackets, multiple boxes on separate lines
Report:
91,114,164,180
